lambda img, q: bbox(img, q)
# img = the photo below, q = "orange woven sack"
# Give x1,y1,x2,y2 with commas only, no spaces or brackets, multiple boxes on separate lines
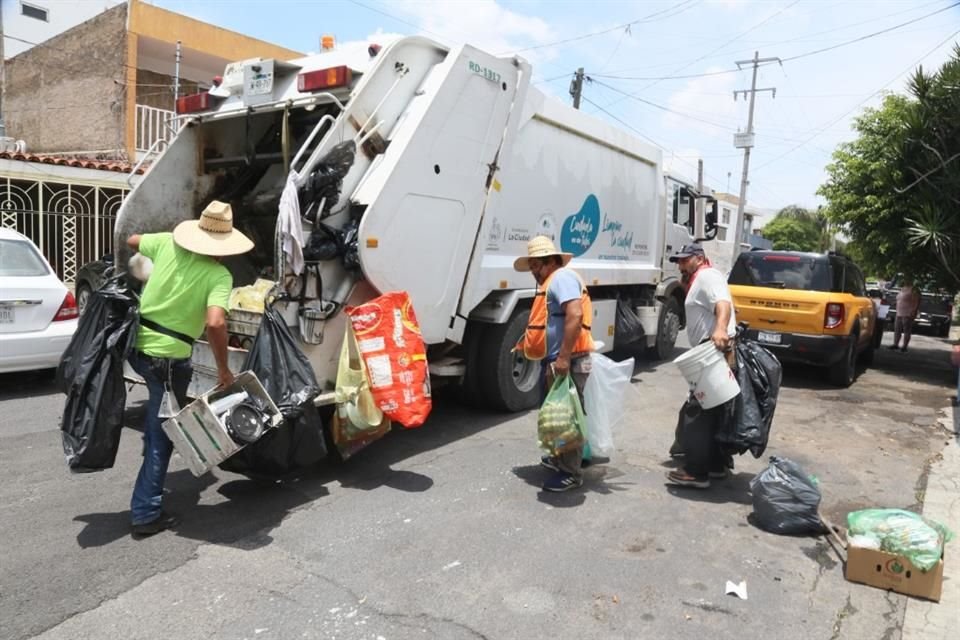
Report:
346,292,432,427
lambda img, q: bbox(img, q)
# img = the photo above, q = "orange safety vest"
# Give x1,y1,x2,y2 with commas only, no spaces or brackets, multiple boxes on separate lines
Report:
522,268,595,361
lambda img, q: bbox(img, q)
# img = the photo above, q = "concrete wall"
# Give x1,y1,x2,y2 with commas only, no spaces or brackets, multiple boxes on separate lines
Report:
4,3,128,156
135,69,201,111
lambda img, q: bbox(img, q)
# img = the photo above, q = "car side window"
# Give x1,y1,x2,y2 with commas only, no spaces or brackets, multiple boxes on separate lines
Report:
854,266,867,298
843,261,865,296
829,258,845,293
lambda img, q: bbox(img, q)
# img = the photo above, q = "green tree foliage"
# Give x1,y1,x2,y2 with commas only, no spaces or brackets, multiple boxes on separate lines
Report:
761,210,822,251
819,46,960,288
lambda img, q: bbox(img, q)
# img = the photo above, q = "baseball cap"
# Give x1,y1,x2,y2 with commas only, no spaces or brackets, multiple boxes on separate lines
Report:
668,243,706,263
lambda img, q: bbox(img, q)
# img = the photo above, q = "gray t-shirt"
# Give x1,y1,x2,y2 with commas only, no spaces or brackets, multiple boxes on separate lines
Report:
545,268,584,362
685,267,737,345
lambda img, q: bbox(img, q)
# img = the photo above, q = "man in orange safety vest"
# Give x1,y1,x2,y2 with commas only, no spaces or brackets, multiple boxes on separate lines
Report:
514,236,594,492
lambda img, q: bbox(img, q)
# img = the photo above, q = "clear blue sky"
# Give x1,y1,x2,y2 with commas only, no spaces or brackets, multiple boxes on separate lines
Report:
151,0,960,215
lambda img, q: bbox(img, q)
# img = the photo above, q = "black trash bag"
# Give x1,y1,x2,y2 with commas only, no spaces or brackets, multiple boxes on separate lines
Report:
218,306,325,476
242,306,320,417
717,338,782,458
299,141,357,223
750,456,826,535
614,299,643,347
218,403,327,477
58,275,140,472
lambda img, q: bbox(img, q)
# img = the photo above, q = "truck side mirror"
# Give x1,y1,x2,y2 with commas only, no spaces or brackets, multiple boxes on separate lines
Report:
697,200,719,242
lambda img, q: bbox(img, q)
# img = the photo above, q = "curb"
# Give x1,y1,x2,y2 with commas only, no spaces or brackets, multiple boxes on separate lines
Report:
901,408,960,639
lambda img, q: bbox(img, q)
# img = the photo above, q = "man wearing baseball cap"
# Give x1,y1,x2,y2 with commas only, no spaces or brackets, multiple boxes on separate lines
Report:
666,243,737,489
125,200,253,536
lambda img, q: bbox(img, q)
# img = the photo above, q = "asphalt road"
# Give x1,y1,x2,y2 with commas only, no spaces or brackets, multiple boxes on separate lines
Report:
1,330,955,640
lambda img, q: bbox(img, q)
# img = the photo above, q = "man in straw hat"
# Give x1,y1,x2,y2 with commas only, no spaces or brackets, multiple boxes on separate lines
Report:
665,243,737,489
125,200,253,536
514,235,595,492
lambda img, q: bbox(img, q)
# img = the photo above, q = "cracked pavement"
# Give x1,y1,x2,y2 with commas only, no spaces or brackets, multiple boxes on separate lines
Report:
1,331,956,640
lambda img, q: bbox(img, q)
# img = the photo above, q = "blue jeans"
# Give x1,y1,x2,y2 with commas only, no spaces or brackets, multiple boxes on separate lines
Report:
128,350,192,525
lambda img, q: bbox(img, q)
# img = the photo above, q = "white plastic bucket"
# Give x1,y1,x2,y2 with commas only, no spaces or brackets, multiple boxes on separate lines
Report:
673,341,740,409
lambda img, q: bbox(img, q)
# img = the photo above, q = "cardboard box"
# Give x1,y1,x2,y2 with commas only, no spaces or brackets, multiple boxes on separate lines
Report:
846,545,944,601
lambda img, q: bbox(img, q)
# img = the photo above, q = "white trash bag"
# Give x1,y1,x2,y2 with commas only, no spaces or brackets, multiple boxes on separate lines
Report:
583,353,635,456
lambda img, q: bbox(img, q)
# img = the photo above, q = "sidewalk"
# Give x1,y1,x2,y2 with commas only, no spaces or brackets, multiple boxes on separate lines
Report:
901,406,960,639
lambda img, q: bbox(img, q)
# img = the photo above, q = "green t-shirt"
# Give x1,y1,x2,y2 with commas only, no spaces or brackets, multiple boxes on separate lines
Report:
135,232,233,359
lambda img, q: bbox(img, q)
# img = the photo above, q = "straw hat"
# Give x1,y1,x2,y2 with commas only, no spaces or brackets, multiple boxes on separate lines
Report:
173,201,254,257
513,235,573,272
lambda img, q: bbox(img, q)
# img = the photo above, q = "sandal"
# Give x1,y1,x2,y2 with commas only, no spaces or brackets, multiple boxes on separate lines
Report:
666,469,710,489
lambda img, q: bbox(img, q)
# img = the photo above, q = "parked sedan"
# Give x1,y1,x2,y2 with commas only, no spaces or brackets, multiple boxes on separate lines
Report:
0,229,79,373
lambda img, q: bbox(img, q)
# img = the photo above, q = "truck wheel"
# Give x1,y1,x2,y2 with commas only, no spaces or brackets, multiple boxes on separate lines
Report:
939,322,951,338
478,308,541,412
829,333,857,387
647,297,681,361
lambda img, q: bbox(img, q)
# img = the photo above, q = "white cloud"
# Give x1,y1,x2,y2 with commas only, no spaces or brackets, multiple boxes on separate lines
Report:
663,68,742,138
393,0,556,55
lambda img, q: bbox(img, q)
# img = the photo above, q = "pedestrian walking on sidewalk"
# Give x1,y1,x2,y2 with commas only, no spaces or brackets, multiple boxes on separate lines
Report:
514,236,595,492
666,243,738,489
126,201,252,537
890,281,921,353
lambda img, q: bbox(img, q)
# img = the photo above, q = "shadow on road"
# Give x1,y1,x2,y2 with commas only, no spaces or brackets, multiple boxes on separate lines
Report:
0,369,60,401
776,341,955,392
69,389,526,548
73,470,331,549
663,471,754,505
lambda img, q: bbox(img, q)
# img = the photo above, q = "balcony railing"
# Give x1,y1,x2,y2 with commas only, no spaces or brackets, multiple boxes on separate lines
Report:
135,104,178,155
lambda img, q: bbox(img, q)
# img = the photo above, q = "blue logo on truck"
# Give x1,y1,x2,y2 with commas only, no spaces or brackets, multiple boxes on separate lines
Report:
560,195,600,256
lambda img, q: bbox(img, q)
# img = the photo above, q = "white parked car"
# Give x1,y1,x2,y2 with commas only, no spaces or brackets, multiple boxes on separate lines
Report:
0,228,79,373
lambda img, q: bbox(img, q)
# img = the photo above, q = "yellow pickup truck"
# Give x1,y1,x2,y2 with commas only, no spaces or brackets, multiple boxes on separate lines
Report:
728,251,879,387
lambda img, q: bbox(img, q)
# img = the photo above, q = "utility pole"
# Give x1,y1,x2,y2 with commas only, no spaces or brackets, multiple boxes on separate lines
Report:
697,158,704,237
173,40,182,107
570,67,585,109
732,51,779,259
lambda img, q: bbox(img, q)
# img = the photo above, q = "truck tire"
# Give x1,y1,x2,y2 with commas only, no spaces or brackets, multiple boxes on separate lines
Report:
478,308,541,412
647,296,682,361
828,332,857,387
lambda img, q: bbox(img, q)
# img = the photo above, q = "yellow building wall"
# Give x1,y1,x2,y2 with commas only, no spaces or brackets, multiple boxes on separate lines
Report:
125,0,303,159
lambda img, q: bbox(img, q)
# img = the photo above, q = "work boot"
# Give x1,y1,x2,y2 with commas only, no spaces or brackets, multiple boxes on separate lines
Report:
131,511,180,538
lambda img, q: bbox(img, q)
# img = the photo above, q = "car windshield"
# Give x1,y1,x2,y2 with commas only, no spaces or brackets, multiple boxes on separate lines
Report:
729,253,831,292
0,239,51,277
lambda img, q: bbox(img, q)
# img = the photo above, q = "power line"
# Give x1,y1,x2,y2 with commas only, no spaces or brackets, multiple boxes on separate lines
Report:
500,0,701,55
589,1,958,83
597,0,950,77
752,27,960,173
344,0,453,45
591,80,739,131
780,2,960,63
592,0,797,98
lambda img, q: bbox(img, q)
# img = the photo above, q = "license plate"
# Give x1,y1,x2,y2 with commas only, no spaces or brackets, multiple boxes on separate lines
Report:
0,307,13,323
247,73,273,96
757,331,781,345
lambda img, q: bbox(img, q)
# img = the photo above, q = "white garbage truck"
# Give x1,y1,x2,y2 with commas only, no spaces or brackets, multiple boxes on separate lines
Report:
115,36,718,415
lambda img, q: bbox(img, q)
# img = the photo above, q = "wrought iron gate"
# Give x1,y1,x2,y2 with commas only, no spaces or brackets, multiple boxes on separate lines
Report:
0,177,128,285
